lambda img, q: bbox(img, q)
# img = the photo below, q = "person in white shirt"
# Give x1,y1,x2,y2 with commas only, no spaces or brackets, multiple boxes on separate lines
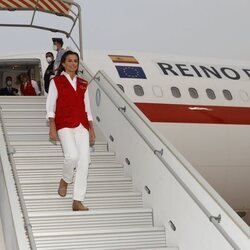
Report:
46,50,95,211
52,37,66,74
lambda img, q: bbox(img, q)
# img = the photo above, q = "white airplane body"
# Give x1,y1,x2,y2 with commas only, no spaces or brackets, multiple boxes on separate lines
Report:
85,50,250,223
1,50,250,225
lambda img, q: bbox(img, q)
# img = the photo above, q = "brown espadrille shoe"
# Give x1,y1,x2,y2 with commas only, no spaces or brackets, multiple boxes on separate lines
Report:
72,200,89,211
58,178,68,197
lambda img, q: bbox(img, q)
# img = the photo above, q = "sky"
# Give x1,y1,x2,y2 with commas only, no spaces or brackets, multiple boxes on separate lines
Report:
0,0,250,61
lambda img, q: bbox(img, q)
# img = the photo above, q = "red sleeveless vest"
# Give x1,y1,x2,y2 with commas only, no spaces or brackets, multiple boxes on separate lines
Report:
20,81,36,96
54,75,90,131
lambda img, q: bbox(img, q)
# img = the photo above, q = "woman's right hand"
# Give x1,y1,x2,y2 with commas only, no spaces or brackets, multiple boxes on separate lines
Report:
49,126,58,141
49,118,58,141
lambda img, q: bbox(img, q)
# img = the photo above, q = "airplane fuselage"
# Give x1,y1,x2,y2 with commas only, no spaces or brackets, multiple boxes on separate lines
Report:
1,50,249,224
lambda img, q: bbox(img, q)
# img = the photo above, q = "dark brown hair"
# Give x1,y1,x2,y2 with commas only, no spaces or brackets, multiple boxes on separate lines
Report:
56,50,79,76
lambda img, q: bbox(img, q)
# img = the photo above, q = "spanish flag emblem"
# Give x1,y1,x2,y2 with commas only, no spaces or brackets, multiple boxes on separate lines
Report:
109,55,139,64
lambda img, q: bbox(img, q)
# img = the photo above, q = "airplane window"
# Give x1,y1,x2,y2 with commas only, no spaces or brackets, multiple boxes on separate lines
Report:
239,90,249,102
171,87,181,98
223,89,233,100
188,88,199,99
152,86,163,97
117,84,124,92
134,85,144,96
206,88,216,100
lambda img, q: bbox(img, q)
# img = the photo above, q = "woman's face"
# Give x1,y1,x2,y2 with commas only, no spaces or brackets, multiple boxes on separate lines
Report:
63,54,78,74
20,74,27,83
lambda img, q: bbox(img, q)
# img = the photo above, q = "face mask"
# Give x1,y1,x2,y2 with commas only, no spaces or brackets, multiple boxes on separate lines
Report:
46,57,53,63
6,80,12,86
53,45,57,51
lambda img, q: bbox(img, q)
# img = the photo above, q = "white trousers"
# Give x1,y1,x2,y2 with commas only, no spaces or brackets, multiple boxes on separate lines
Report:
58,124,90,201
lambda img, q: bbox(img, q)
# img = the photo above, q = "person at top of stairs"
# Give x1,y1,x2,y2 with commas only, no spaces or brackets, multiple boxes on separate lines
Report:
0,76,18,96
46,50,96,211
19,73,41,96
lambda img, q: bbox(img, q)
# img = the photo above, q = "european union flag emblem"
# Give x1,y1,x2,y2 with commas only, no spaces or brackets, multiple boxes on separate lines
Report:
115,66,147,79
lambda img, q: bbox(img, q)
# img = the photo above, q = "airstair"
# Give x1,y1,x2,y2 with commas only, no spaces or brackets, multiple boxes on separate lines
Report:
0,65,250,250
0,96,174,249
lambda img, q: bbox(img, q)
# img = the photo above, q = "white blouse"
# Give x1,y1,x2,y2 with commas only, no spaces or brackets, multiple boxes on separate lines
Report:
46,71,93,121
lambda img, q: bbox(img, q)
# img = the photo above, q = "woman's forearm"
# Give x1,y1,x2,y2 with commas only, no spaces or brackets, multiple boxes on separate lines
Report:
89,121,96,145
49,118,58,141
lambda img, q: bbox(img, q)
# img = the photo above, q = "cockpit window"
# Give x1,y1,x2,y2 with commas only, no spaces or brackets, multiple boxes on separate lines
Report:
134,85,144,96
223,89,233,100
206,88,216,100
188,88,199,99
171,86,181,98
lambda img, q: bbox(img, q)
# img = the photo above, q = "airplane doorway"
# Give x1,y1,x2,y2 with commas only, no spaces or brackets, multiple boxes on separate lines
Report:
0,58,43,95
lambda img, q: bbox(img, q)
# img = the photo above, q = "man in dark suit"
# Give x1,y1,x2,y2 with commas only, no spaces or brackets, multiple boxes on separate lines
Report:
44,52,55,93
0,76,18,96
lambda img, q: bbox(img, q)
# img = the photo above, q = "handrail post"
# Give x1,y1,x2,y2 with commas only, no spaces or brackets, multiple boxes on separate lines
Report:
78,3,83,60
63,0,83,60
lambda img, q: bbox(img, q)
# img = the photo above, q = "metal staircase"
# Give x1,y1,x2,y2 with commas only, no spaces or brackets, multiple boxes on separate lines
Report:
0,96,175,249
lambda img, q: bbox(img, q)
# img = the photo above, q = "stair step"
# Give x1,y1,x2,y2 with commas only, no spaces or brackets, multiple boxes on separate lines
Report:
14,154,116,164
1,103,45,109
13,151,114,158
15,162,122,170
29,208,153,232
24,192,143,212
0,96,45,103
20,178,133,195
3,110,46,118
7,127,49,133
17,168,124,180
17,168,123,176
8,134,54,141
12,142,108,152
34,227,166,250
8,134,55,141
11,140,107,146
6,120,48,126
14,151,115,157
14,159,116,166
3,108,45,111
17,176,127,183
14,147,106,153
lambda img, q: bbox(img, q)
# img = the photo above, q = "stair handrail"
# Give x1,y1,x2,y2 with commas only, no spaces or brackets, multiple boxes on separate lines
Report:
80,65,249,249
0,106,37,250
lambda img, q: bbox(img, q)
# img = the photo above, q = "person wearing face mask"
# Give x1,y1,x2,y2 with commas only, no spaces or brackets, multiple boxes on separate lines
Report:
0,76,18,96
52,38,66,74
19,73,41,96
44,52,55,93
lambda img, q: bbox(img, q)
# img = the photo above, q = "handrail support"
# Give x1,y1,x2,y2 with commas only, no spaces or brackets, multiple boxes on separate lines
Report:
7,146,16,155
210,214,222,224
118,106,126,113
154,149,163,157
